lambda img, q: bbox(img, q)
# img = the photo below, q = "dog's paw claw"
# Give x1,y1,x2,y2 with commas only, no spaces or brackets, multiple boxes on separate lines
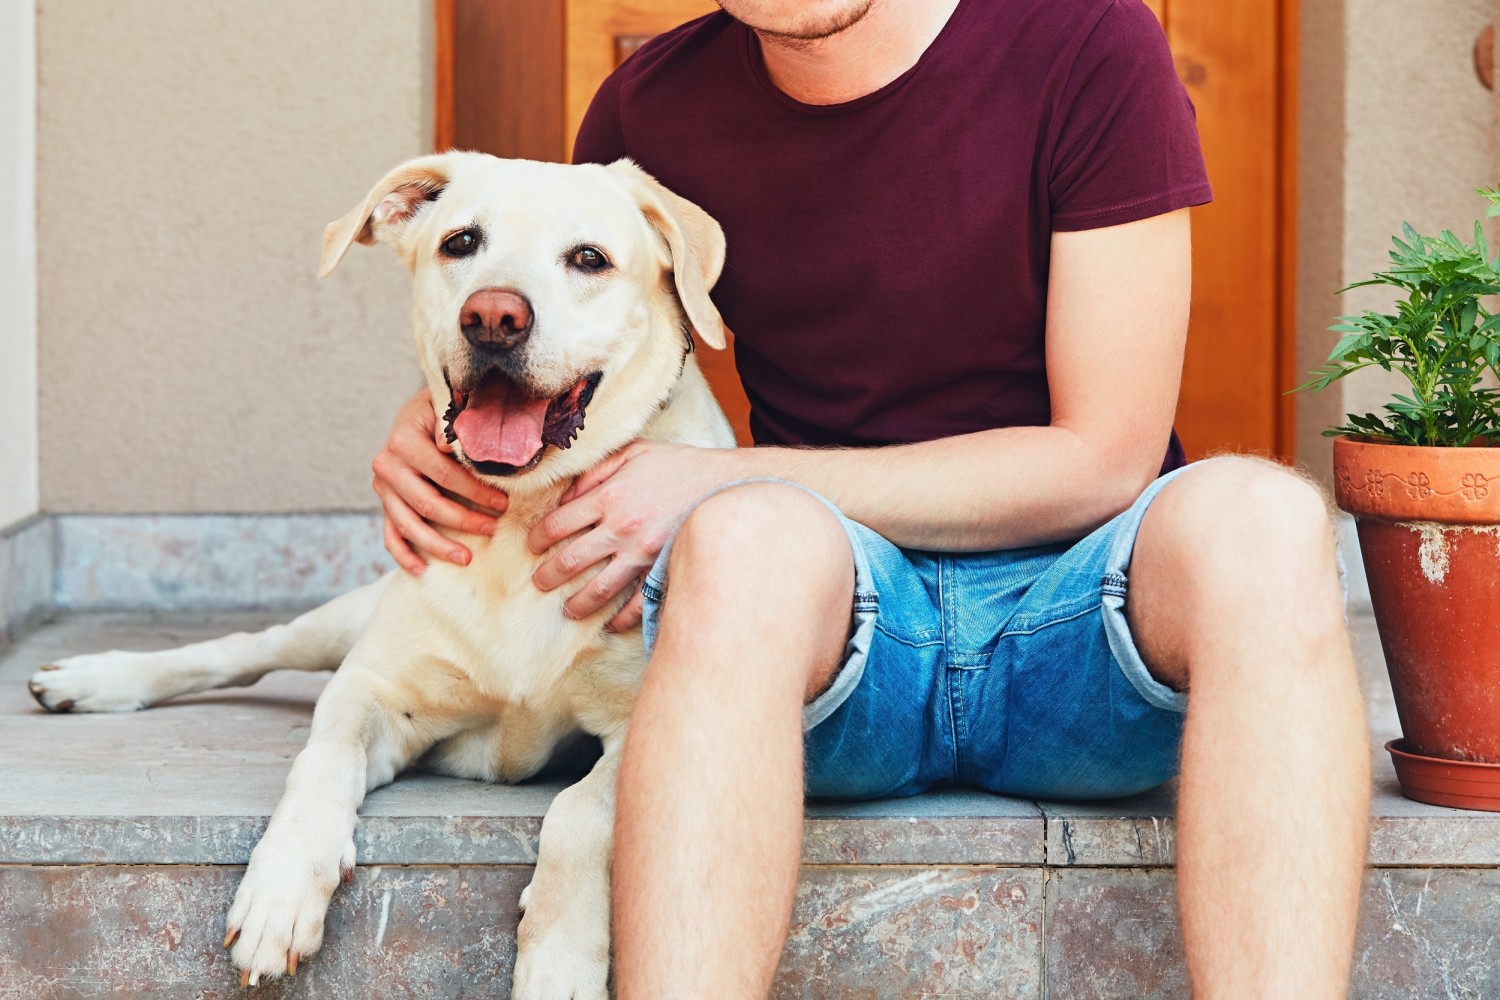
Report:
226,837,345,987
28,679,76,714
27,657,150,713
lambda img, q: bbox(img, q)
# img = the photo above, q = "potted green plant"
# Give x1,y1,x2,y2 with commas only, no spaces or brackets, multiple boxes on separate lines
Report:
1300,187,1500,811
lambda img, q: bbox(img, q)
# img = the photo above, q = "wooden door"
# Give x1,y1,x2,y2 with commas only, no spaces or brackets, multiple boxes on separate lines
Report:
1149,0,1298,460
437,0,1297,458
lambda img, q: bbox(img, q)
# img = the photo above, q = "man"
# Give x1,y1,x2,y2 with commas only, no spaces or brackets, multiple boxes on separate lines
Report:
372,0,1371,996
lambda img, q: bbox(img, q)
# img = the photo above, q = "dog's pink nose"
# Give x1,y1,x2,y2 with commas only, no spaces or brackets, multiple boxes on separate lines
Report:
461,288,533,351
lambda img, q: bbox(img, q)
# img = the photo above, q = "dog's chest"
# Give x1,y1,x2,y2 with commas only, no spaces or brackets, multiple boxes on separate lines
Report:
416,514,638,708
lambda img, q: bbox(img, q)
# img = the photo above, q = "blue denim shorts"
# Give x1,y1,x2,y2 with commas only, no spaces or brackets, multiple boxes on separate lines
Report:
641,463,1204,802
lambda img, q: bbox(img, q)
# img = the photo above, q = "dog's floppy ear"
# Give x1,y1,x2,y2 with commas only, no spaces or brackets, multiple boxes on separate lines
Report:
607,159,727,350
319,154,459,278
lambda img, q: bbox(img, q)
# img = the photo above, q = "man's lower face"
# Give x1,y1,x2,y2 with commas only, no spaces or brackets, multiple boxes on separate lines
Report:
715,0,878,42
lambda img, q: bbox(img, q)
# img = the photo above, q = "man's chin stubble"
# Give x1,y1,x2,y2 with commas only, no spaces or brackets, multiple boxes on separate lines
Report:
716,0,878,48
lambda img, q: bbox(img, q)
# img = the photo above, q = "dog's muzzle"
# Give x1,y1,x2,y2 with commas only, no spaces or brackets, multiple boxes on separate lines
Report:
444,369,603,477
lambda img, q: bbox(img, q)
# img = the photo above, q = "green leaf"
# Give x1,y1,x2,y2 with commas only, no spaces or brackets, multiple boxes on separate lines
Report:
1327,332,1369,360
1306,187,1500,445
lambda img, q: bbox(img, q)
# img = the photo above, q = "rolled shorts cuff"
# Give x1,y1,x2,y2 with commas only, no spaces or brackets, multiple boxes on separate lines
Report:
639,477,881,732
1099,460,1212,714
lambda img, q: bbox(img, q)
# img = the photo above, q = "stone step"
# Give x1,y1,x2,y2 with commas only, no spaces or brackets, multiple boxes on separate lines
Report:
1,613,1496,999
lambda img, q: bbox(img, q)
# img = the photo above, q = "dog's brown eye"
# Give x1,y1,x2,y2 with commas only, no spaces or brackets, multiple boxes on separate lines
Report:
441,230,480,258
570,246,609,271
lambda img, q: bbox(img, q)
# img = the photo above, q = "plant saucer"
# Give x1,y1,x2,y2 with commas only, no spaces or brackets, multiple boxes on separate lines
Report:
1386,739,1500,812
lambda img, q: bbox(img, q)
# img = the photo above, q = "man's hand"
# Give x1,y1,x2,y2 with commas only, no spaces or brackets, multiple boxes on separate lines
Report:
527,441,735,632
373,388,511,574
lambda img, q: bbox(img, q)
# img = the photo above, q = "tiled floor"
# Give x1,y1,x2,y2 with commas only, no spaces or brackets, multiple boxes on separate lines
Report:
0,610,1495,998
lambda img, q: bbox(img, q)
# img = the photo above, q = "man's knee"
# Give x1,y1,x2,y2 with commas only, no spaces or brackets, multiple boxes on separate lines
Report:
659,482,855,697
668,481,854,596
1133,458,1349,684
1149,456,1336,581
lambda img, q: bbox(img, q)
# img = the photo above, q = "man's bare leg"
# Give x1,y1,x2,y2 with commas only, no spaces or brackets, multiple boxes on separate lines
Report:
1128,457,1369,999
613,483,854,1000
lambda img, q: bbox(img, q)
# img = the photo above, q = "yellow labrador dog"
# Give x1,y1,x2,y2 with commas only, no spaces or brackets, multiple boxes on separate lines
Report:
26,152,735,996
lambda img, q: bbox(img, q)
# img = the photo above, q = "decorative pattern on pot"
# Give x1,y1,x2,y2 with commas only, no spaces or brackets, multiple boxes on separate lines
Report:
1333,437,1500,525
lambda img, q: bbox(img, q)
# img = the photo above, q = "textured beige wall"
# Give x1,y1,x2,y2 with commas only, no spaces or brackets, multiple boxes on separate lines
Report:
1336,0,1494,429
38,1,432,514
1295,0,1346,485
1,0,39,530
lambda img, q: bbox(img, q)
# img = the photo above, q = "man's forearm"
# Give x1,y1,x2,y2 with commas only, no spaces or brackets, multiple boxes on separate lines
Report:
710,423,1166,552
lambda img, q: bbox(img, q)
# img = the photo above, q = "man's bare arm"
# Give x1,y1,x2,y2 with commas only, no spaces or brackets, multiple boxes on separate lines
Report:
703,209,1192,549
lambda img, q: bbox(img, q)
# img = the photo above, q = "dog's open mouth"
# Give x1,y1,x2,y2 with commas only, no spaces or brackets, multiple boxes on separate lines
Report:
443,370,603,477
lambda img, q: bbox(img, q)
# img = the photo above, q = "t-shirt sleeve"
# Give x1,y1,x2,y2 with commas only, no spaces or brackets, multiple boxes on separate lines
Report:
572,68,629,166
1048,0,1212,232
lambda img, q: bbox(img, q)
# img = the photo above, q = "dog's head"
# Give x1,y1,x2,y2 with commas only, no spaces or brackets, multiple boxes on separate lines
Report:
320,153,726,491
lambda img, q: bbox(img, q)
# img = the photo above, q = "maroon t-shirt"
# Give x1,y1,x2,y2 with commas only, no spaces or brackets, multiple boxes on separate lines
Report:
573,0,1212,471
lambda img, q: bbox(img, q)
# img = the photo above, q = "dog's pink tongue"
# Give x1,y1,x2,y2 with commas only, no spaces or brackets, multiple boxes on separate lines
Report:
453,381,550,466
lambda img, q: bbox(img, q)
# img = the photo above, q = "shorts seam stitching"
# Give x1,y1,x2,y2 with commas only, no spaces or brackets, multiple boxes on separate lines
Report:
998,602,1101,638
872,622,943,648
949,670,968,781
938,556,957,669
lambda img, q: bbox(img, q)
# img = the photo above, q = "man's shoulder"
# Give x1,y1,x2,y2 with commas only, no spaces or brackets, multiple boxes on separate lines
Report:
1042,0,1172,63
996,0,1162,59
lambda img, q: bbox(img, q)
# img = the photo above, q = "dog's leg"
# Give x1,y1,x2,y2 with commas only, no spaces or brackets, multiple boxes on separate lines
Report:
27,574,393,713
512,733,623,1000
224,652,438,986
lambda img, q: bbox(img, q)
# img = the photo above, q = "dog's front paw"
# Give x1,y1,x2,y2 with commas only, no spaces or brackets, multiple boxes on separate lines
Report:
225,836,356,986
511,881,610,1000
27,653,159,713
512,929,610,1000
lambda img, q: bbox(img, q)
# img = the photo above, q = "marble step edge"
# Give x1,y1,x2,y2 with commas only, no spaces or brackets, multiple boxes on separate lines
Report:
2,809,1494,867
0,811,1043,867
1041,810,1500,868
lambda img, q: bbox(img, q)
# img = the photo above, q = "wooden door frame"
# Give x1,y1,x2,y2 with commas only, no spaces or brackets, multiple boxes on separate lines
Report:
434,0,454,153
1277,0,1299,460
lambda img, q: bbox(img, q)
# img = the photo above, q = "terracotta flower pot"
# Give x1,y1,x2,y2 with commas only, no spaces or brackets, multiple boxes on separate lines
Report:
1333,436,1500,768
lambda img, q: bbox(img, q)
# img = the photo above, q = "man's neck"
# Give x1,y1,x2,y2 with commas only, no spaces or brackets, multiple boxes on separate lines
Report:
754,0,963,105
